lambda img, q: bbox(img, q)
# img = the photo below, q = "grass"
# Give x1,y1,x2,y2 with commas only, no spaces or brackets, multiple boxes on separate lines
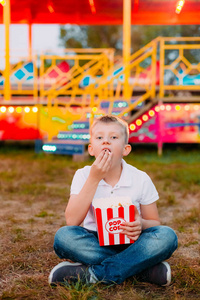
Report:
0,143,200,299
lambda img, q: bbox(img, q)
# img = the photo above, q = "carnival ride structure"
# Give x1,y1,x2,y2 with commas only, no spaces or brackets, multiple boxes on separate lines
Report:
0,37,200,157
0,1,200,157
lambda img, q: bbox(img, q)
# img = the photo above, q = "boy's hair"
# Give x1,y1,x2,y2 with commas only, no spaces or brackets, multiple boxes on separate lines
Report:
90,115,129,144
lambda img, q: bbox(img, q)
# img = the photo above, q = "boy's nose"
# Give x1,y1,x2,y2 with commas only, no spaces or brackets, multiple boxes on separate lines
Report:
102,138,110,144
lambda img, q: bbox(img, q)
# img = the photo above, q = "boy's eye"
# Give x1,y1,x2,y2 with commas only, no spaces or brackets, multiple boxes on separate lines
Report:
111,136,118,139
96,136,102,139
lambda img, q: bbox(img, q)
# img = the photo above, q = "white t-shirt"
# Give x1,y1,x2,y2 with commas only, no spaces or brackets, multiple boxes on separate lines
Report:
70,159,159,231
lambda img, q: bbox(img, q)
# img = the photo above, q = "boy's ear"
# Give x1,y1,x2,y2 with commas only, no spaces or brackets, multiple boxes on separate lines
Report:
88,144,94,156
123,144,132,157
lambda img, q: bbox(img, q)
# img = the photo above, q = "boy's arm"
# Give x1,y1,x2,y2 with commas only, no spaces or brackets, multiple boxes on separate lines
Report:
140,202,160,230
120,202,160,241
65,176,99,226
65,150,112,226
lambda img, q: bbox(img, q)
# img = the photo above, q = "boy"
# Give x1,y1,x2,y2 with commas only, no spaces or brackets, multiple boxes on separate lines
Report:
49,115,178,286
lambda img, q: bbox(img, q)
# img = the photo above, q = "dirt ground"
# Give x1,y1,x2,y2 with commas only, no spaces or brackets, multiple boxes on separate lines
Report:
0,148,199,299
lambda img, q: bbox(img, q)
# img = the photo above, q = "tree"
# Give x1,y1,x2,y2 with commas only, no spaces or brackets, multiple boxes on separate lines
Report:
59,25,122,54
59,25,88,48
59,24,200,58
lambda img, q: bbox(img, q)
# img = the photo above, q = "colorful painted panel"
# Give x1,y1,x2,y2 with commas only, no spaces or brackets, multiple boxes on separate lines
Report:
0,62,34,86
0,105,84,141
1,103,199,144
129,104,200,144
160,104,200,143
0,106,41,140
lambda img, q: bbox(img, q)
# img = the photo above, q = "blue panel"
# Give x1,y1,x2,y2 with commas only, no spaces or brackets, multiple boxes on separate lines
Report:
15,69,25,80
27,75,34,81
113,66,123,76
24,62,33,73
43,143,85,155
73,121,90,129
82,76,90,87
35,139,43,153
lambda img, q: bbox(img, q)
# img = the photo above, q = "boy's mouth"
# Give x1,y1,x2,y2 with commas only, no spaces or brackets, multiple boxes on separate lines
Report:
103,148,111,153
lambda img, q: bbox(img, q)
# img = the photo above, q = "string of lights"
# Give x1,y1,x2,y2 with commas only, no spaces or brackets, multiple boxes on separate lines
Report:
88,0,96,14
0,0,6,6
176,0,185,14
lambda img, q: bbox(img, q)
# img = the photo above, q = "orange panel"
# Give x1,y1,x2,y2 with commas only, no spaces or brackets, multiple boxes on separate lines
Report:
0,0,200,25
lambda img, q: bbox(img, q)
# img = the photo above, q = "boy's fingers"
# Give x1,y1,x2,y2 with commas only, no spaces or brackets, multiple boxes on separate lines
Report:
98,150,112,169
120,226,140,234
94,150,105,164
121,227,141,236
120,218,142,237
128,235,140,241
121,220,140,228
91,151,112,178
95,149,109,163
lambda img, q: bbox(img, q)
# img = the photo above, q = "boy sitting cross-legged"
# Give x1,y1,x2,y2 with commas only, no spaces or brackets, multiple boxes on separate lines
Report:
49,115,178,286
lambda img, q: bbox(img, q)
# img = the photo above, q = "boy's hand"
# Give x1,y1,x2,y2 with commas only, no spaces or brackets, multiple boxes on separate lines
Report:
120,208,142,241
90,150,112,182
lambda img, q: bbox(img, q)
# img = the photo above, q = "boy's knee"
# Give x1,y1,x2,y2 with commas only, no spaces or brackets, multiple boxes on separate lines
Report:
53,226,78,258
54,227,66,253
54,226,76,244
157,226,178,250
161,226,177,240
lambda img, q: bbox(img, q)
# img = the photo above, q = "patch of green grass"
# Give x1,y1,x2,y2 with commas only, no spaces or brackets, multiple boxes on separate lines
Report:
177,226,186,233
0,170,17,181
127,144,200,165
162,180,171,191
174,207,199,230
166,193,176,205
28,218,36,224
20,183,47,195
174,168,200,187
184,241,198,247
12,228,26,242
24,245,38,253
57,281,100,300
35,211,48,218
47,186,69,201
174,262,200,293
7,216,19,224
185,208,199,224
154,166,200,189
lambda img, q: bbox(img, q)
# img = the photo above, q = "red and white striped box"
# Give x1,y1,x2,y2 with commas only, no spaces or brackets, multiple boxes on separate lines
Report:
93,205,135,246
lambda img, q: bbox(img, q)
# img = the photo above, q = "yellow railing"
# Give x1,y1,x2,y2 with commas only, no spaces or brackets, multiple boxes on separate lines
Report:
39,49,114,106
40,40,157,118
159,37,200,98
1,37,200,113
0,55,38,98
86,39,157,116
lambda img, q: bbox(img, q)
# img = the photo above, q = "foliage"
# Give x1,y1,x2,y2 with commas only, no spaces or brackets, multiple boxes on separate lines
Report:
59,24,200,55
59,24,122,54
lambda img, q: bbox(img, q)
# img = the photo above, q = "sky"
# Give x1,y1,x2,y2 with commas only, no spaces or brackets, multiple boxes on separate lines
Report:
0,24,61,68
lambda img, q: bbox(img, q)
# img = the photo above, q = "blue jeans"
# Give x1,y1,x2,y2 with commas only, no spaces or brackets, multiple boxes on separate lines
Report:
53,225,178,284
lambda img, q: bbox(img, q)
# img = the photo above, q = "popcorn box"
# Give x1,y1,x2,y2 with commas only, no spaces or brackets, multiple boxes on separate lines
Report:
93,205,135,246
